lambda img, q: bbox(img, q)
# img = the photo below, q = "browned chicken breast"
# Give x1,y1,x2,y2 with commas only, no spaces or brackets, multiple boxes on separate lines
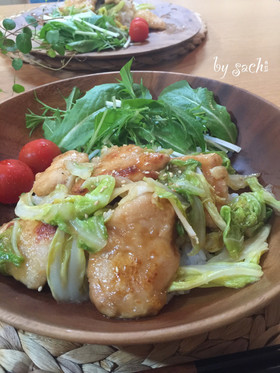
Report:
180,153,228,203
93,144,170,182
87,192,179,318
1,220,56,290
33,150,89,197
134,9,166,30
60,0,166,30
179,153,229,229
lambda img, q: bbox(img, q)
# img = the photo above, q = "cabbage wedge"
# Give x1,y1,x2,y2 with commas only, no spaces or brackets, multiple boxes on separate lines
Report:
47,229,88,302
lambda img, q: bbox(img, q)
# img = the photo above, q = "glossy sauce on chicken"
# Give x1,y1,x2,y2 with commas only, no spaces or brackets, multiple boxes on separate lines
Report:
87,192,179,318
0,145,235,319
93,144,170,182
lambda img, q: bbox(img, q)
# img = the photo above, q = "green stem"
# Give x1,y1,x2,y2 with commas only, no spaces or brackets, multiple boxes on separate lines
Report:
86,110,108,153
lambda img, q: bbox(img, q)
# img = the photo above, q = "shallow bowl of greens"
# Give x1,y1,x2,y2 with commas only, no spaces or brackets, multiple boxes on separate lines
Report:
0,71,280,344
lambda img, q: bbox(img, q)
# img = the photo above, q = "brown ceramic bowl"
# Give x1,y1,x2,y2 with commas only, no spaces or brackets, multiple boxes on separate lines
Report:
0,72,279,345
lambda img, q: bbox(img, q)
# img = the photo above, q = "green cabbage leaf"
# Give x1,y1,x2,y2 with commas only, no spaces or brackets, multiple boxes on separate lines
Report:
47,229,88,302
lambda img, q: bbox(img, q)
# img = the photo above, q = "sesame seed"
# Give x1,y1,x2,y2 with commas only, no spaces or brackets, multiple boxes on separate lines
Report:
100,186,108,193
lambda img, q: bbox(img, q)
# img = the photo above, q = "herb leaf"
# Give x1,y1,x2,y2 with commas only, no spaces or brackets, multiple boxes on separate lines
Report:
2,19,16,31
12,58,23,71
12,84,25,93
16,32,32,54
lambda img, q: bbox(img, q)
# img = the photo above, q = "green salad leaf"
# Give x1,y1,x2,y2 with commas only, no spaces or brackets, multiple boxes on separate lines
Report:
25,60,239,155
158,80,238,143
38,11,129,54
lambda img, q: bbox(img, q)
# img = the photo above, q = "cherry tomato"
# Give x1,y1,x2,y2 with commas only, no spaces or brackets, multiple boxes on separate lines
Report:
129,18,149,42
19,139,61,174
130,17,149,28
0,159,35,204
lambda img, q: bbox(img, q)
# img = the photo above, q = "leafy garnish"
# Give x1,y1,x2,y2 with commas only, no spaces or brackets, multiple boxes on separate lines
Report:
38,11,129,54
24,60,238,155
26,87,82,133
0,7,130,92
159,81,238,143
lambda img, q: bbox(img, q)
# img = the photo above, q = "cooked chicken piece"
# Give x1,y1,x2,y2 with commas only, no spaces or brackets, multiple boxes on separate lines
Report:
59,0,96,12
33,150,89,197
134,9,166,30
105,0,166,30
179,153,229,229
87,192,179,318
93,145,170,182
1,220,56,290
180,153,229,203
109,0,136,27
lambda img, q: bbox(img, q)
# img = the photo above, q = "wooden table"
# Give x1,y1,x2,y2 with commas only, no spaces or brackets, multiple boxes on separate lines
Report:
1,0,280,107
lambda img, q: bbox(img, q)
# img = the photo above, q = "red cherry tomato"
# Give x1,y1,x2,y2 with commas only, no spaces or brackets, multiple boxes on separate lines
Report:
19,139,61,174
129,18,149,42
130,17,149,28
0,159,35,204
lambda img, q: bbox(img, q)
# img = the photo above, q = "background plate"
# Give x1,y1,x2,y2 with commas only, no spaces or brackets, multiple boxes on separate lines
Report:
0,71,280,345
11,0,203,71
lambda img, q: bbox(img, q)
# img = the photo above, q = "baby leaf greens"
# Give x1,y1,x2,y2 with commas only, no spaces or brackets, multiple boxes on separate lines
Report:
39,11,129,54
158,81,238,143
26,60,238,155
0,7,129,93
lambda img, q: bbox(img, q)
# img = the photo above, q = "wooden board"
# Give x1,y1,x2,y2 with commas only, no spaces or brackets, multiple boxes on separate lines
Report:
10,0,204,71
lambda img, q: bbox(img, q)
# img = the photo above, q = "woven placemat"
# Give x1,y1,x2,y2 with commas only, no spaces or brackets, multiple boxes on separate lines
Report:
0,295,279,373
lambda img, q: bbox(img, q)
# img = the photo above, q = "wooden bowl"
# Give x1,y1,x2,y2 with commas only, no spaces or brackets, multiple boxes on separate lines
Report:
0,72,280,345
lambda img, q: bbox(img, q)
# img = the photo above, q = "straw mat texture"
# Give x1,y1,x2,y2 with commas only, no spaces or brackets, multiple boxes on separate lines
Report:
0,296,279,373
